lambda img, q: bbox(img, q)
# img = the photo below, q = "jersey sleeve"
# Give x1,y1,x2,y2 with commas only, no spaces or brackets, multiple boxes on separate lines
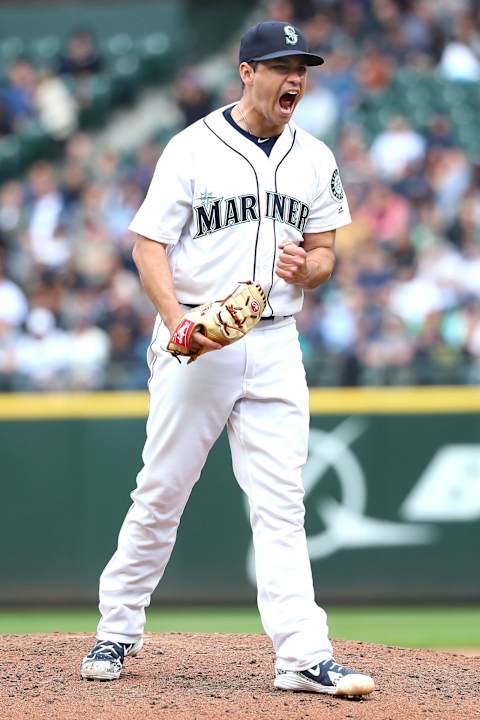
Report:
128,136,193,245
303,146,351,234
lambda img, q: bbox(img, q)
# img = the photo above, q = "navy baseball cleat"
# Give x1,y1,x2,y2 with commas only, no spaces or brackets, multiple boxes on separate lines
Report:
80,638,144,680
274,657,375,696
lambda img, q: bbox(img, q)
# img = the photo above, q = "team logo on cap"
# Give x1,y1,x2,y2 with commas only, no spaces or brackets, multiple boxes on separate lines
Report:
330,169,344,202
284,25,298,45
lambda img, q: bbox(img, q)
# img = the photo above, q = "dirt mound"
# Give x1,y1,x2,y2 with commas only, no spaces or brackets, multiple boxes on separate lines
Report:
1,633,478,720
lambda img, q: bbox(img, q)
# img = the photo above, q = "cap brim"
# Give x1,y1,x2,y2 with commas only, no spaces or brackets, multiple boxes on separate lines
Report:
246,49,324,66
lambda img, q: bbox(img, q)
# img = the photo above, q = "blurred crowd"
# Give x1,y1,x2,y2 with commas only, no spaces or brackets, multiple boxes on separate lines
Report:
0,136,158,391
1,0,480,390
0,29,103,141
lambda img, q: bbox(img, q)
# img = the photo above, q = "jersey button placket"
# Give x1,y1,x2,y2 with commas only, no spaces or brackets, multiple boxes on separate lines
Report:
255,166,276,292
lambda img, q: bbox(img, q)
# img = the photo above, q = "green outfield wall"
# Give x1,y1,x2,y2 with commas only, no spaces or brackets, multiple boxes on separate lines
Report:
1,389,479,604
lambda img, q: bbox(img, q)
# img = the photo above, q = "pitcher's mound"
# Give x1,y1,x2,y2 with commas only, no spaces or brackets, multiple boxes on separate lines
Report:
1,633,478,720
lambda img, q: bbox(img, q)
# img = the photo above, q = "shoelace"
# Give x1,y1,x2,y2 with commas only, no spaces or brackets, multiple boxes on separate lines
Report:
320,659,348,675
88,640,125,660
325,660,340,671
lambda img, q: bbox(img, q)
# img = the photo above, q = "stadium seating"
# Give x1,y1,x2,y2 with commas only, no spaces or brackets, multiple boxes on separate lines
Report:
0,30,176,182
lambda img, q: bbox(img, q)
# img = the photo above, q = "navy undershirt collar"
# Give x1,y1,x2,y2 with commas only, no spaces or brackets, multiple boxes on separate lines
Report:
223,106,280,157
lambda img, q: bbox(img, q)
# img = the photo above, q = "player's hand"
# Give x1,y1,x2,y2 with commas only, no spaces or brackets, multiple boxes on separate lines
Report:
166,312,222,358
275,242,309,285
166,282,266,363
189,330,222,356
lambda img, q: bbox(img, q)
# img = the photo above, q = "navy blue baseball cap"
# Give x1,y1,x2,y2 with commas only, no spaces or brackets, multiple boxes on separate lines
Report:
239,20,324,66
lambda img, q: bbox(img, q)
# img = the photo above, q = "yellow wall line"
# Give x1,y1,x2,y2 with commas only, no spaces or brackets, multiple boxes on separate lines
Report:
0,392,149,419
0,387,479,419
309,387,480,414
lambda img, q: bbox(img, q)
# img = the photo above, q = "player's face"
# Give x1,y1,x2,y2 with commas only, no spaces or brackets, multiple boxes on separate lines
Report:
244,57,307,133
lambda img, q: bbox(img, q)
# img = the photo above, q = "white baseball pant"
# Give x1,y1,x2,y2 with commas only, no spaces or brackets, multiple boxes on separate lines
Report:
97,315,332,670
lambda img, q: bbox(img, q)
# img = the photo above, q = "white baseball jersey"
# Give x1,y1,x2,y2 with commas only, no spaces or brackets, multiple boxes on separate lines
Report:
129,104,351,316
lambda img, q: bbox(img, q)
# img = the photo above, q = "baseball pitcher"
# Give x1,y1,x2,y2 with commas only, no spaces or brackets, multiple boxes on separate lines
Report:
81,20,375,698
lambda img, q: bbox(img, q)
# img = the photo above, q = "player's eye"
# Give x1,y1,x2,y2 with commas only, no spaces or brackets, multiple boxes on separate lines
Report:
273,63,306,75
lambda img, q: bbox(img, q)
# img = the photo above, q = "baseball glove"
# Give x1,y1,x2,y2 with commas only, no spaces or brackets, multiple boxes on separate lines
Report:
167,281,266,363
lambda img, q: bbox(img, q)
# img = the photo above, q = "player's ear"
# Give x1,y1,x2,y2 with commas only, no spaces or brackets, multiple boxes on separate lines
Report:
239,61,256,87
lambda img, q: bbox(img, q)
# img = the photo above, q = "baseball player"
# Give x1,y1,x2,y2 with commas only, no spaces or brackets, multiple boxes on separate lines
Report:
81,20,374,697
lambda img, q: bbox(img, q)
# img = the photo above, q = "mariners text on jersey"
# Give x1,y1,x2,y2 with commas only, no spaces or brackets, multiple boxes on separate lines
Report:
193,191,310,238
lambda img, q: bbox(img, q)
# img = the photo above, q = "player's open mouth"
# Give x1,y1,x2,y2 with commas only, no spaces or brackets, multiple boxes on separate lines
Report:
278,90,298,115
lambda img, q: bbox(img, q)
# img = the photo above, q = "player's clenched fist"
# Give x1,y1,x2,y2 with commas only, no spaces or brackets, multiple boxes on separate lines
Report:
275,242,308,284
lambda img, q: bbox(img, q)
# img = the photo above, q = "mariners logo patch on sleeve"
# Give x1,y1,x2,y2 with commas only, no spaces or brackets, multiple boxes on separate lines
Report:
330,169,344,202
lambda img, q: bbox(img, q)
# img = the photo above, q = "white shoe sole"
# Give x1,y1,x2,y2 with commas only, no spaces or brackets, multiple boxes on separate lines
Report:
274,671,375,696
81,638,144,681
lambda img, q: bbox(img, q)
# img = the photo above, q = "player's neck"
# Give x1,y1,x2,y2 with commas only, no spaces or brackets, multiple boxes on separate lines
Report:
233,102,284,139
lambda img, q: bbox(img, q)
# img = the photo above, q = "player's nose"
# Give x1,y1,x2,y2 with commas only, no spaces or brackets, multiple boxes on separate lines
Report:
286,69,304,85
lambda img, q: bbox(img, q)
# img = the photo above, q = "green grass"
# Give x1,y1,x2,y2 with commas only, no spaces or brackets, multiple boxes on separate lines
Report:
328,607,480,649
1,606,479,649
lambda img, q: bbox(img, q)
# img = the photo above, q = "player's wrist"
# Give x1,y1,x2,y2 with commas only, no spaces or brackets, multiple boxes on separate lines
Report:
162,306,185,335
296,263,331,289
295,248,335,289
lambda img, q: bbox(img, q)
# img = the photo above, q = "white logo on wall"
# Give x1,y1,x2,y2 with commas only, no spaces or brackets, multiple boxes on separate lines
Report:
400,446,480,521
245,418,480,584
284,25,298,45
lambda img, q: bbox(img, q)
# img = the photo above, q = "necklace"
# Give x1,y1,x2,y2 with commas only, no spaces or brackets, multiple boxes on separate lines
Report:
235,104,253,136
234,104,271,142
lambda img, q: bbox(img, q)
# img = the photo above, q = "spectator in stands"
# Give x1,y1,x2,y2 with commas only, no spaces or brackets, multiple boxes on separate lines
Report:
11,307,70,390
3,58,38,131
355,47,395,94
264,0,296,24
128,143,161,194
35,70,78,140
66,308,111,389
400,0,435,55
0,182,25,247
426,146,472,223
302,10,351,54
0,100,13,137
337,125,374,183
292,79,339,139
388,264,444,333
358,311,414,385
0,248,28,329
426,115,456,151
439,9,480,81
0,317,18,390
357,183,411,246
25,162,65,269
58,29,103,78
319,45,359,113
64,131,95,167
413,309,463,384
370,116,426,182
459,234,480,301
464,301,480,381
173,67,212,127
60,161,89,212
